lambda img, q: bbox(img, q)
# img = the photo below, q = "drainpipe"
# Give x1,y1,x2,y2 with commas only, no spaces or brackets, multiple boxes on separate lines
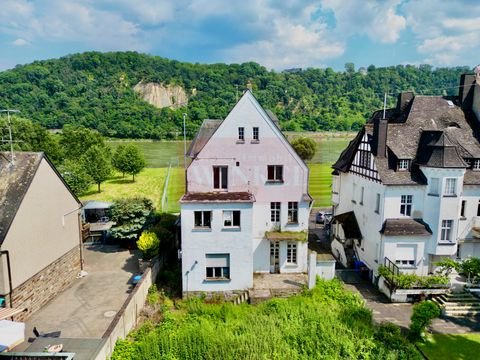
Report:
63,205,84,271
0,250,13,308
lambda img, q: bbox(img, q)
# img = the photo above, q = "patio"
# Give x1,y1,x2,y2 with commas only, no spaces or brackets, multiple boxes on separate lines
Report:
250,273,307,303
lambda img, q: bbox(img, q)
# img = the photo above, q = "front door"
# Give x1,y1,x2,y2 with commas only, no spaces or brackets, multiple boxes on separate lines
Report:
270,241,280,273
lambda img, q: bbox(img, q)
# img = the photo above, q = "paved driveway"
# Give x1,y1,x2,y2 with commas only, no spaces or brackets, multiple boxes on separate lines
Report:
22,245,138,341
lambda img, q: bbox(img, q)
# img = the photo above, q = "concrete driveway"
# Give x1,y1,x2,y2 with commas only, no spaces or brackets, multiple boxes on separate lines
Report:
22,244,139,340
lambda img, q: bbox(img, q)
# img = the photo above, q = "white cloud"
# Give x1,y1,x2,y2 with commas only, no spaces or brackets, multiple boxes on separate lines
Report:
12,38,29,46
321,0,406,44
403,0,480,66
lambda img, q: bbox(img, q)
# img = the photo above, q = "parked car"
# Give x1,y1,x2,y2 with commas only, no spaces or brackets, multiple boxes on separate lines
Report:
316,211,332,224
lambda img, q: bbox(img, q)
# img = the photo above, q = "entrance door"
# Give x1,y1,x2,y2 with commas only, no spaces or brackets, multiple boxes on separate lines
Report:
270,241,280,273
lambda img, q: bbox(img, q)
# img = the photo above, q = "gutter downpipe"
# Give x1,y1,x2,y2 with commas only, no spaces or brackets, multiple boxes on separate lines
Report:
0,250,13,308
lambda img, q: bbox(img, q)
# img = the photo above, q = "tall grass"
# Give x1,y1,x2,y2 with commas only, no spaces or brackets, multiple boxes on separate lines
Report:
112,279,420,360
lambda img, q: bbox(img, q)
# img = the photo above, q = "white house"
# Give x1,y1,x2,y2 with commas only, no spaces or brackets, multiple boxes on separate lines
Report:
180,91,311,297
331,70,480,279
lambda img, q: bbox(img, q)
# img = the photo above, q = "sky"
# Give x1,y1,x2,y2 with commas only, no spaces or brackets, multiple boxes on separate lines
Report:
1,0,479,72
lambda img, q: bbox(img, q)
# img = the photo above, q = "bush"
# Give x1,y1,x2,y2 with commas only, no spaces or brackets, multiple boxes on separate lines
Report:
378,265,449,289
137,231,160,260
291,137,316,161
435,258,459,276
409,300,441,341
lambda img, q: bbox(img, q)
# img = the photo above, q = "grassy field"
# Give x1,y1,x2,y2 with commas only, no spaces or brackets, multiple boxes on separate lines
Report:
308,163,333,207
85,134,353,212
417,333,480,359
80,168,167,210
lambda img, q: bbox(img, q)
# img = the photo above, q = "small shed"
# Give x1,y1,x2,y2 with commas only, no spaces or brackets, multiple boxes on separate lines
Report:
82,201,112,223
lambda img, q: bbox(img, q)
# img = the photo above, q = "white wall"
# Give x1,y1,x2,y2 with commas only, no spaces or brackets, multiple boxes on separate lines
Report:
181,202,253,292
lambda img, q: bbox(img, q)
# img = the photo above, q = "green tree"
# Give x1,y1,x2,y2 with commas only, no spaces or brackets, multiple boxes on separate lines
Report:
409,300,441,341
59,159,93,195
291,137,316,161
60,125,105,160
113,144,146,181
82,145,112,192
108,198,154,245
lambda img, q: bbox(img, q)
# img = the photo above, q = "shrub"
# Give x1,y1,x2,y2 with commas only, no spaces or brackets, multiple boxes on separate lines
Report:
434,258,459,276
137,231,160,260
409,300,441,341
459,257,480,284
378,265,449,289
291,137,316,161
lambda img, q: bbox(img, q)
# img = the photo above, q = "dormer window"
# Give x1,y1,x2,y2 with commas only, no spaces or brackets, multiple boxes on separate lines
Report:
473,160,480,170
398,159,410,171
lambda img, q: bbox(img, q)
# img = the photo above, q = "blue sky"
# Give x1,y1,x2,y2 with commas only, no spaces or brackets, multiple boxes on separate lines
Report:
1,0,479,71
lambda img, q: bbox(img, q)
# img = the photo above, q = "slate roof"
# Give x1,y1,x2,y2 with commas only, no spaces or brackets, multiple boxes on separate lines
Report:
186,119,222,158
333,92,480,185
180,192,255,203
380,218,432,236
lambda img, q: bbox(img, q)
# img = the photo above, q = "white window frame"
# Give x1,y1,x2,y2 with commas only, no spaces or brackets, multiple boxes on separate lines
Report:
194,211,211,229
271,202,280,223
287,202,298,223
213,166,228,190
440,219,454,242
238,127,244,141
400,195,413,216
287,242,297,264
398,159,410,170
205,254,230,280
474,160,480,170
253,127,259,141
267,165,283,182
223,210,240,228
444,178,457,196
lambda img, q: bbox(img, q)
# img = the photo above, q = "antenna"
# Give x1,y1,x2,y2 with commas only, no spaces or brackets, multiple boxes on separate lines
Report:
382,93,387,119
0,109,20,165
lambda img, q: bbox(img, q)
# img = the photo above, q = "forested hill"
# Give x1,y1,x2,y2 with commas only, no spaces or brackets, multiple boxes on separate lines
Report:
0,51,471,139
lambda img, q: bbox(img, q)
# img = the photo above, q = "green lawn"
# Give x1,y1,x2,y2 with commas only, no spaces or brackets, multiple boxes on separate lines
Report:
163,167,185,213
308,163,333,207
80,168,167,210
417,333,480,360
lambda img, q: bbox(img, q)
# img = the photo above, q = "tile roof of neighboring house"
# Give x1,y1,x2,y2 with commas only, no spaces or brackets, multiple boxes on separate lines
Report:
180,192,255,203
380,218,432,236
333,93,480,185
0,152,80,245
186,119,222,158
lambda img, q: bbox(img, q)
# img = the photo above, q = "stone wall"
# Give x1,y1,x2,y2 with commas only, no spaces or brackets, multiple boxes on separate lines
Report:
7,246,80,321
182,290,247,301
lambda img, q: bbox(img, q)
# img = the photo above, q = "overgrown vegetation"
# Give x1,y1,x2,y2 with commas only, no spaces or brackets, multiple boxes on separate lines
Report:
0,51,471,138
409,301,441,341
378,265,449,289
111,279,420,359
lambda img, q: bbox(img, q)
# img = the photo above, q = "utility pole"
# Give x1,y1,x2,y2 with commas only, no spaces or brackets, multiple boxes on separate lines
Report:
0,109,20,165
183,113,187,170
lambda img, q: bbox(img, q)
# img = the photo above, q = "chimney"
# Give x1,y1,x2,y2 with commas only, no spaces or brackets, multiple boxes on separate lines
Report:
473,66,480,121
373,117,388,158
459,73,476,110
397,92,414,112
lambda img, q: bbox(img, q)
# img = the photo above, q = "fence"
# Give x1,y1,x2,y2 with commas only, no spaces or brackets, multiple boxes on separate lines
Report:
92,257,163,360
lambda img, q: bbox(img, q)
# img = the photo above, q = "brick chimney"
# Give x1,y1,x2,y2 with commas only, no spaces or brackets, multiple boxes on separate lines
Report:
473,66,480,121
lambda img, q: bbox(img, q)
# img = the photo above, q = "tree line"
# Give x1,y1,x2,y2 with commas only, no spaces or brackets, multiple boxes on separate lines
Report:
0,51,471,138
0,116,145,194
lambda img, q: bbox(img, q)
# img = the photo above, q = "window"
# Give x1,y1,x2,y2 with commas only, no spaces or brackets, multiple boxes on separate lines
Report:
271,202,280,223
395,245,416,267
194,211,211,228
395,260,415,266
358,150,369,168
205,254,230,280
440,220,453,242
375,193,380,213
444,178,457,196
223,210,240,227
238,127,244,141
474,160,480,170
287,202,298,223
360,186,364,205
213,166,228,190
477,200,480,216
287,242,297,264
267,165,283,182
461,200,466,217
400,195,413,216
430,178,439,195
398,159,410,170
253,127,259,141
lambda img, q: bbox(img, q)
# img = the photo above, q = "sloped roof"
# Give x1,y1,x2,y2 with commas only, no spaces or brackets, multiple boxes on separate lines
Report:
380,218,432,236
416,131,467,168
333,211,362,239
186,119,222,158
0,153,43,244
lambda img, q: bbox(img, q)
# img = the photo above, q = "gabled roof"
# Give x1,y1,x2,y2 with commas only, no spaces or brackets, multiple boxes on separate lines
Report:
380,218,432,236
187,119,222,158
0,152,80,246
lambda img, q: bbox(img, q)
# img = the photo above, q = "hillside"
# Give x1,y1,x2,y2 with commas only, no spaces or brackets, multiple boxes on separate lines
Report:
0,51,471,139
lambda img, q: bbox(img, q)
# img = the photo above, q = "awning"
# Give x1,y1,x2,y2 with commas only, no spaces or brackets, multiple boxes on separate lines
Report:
0,307,26,320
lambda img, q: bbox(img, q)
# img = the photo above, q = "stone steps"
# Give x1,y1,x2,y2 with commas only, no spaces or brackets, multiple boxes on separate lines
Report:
433,291,480,317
